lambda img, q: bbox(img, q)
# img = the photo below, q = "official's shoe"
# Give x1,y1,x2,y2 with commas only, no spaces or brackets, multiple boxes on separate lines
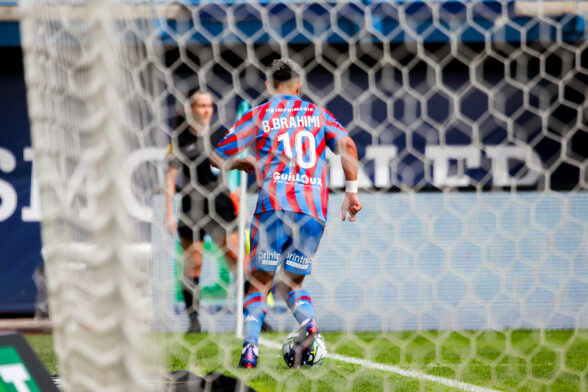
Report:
187,314,201,333
290,318,319,367
238,343,259,369
261,321,273,332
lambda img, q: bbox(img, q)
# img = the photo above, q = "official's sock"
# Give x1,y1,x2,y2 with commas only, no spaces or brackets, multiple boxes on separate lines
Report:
287,290,316,326
183,277,200,317
243,292,268,347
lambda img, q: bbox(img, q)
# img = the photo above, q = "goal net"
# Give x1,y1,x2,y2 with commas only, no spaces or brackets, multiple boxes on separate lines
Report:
19,0,588,391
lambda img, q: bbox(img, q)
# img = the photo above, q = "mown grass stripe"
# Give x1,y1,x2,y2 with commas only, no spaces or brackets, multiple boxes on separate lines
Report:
258,337,502,392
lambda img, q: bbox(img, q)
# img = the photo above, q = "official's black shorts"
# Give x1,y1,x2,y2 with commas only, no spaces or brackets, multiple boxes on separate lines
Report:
177,192,238,243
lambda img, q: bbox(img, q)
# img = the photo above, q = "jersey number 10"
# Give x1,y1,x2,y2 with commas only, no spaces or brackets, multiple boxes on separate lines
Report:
277,130,317,169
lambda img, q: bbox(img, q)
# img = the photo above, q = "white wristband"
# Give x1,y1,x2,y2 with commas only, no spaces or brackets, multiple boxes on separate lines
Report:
345,180,358,193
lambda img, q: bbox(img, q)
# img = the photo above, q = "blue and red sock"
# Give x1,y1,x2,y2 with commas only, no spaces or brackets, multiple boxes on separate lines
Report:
243,292,268,347
287,289,316,326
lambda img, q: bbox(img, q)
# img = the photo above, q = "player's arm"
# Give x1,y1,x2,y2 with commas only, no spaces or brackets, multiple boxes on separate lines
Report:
210,151,255,174
336,136,362,222
211,108,259,173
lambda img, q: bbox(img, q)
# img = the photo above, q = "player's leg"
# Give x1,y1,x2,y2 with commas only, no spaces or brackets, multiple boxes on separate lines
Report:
277,212,324,367
277,212,323,326
276,271,316,328
239,269,274,368
238,212,284,368
216,231,274,332
179,230,204,333
277,269,320,367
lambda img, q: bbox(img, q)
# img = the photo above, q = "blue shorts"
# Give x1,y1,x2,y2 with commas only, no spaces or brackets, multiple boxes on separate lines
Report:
249,211,325,275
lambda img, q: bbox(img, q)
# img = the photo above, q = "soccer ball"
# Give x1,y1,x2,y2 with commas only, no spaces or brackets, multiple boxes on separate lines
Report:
282,331,327,368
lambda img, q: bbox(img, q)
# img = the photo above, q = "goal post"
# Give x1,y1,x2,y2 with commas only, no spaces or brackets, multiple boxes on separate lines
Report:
19,0,166,390
18,0,588,390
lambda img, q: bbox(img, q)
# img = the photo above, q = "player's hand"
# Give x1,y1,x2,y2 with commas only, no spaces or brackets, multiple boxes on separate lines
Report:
165,211,177,234
230,157,255,174
341,192,361,222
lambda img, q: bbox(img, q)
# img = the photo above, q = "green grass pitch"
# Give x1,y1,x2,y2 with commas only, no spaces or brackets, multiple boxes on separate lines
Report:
26,330,588,391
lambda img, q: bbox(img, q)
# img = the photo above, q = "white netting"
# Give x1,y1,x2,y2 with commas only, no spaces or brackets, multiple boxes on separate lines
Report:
19,0,165,390
20,0,588,391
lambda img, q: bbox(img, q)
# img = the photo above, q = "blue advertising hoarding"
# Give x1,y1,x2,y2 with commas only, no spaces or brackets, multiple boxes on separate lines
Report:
0,72,42,314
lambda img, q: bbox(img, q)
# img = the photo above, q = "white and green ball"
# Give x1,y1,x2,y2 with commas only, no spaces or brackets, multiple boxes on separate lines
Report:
282,331,327,368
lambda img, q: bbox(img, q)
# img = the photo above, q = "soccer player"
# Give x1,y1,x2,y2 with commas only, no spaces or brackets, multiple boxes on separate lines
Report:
165,90,241,333
211,59,362,368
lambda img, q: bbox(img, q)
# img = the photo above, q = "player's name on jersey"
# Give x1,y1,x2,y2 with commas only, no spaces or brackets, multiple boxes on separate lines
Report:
262,116,320,133
272,172,322,186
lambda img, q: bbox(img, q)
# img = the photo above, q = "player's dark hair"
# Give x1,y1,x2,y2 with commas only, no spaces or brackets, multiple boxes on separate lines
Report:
267,59,302,88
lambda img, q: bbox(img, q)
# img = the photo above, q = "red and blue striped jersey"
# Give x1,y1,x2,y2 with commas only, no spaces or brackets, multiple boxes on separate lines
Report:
216,94,349,222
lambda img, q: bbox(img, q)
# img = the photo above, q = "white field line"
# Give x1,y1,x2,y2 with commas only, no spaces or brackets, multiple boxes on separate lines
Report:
258,338,502,392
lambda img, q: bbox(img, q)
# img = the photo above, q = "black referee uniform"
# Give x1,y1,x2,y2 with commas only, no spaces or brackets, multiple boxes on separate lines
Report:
167,116,238,243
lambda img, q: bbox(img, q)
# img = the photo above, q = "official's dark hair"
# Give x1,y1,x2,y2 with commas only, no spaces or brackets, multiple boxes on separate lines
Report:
188,89,212,104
